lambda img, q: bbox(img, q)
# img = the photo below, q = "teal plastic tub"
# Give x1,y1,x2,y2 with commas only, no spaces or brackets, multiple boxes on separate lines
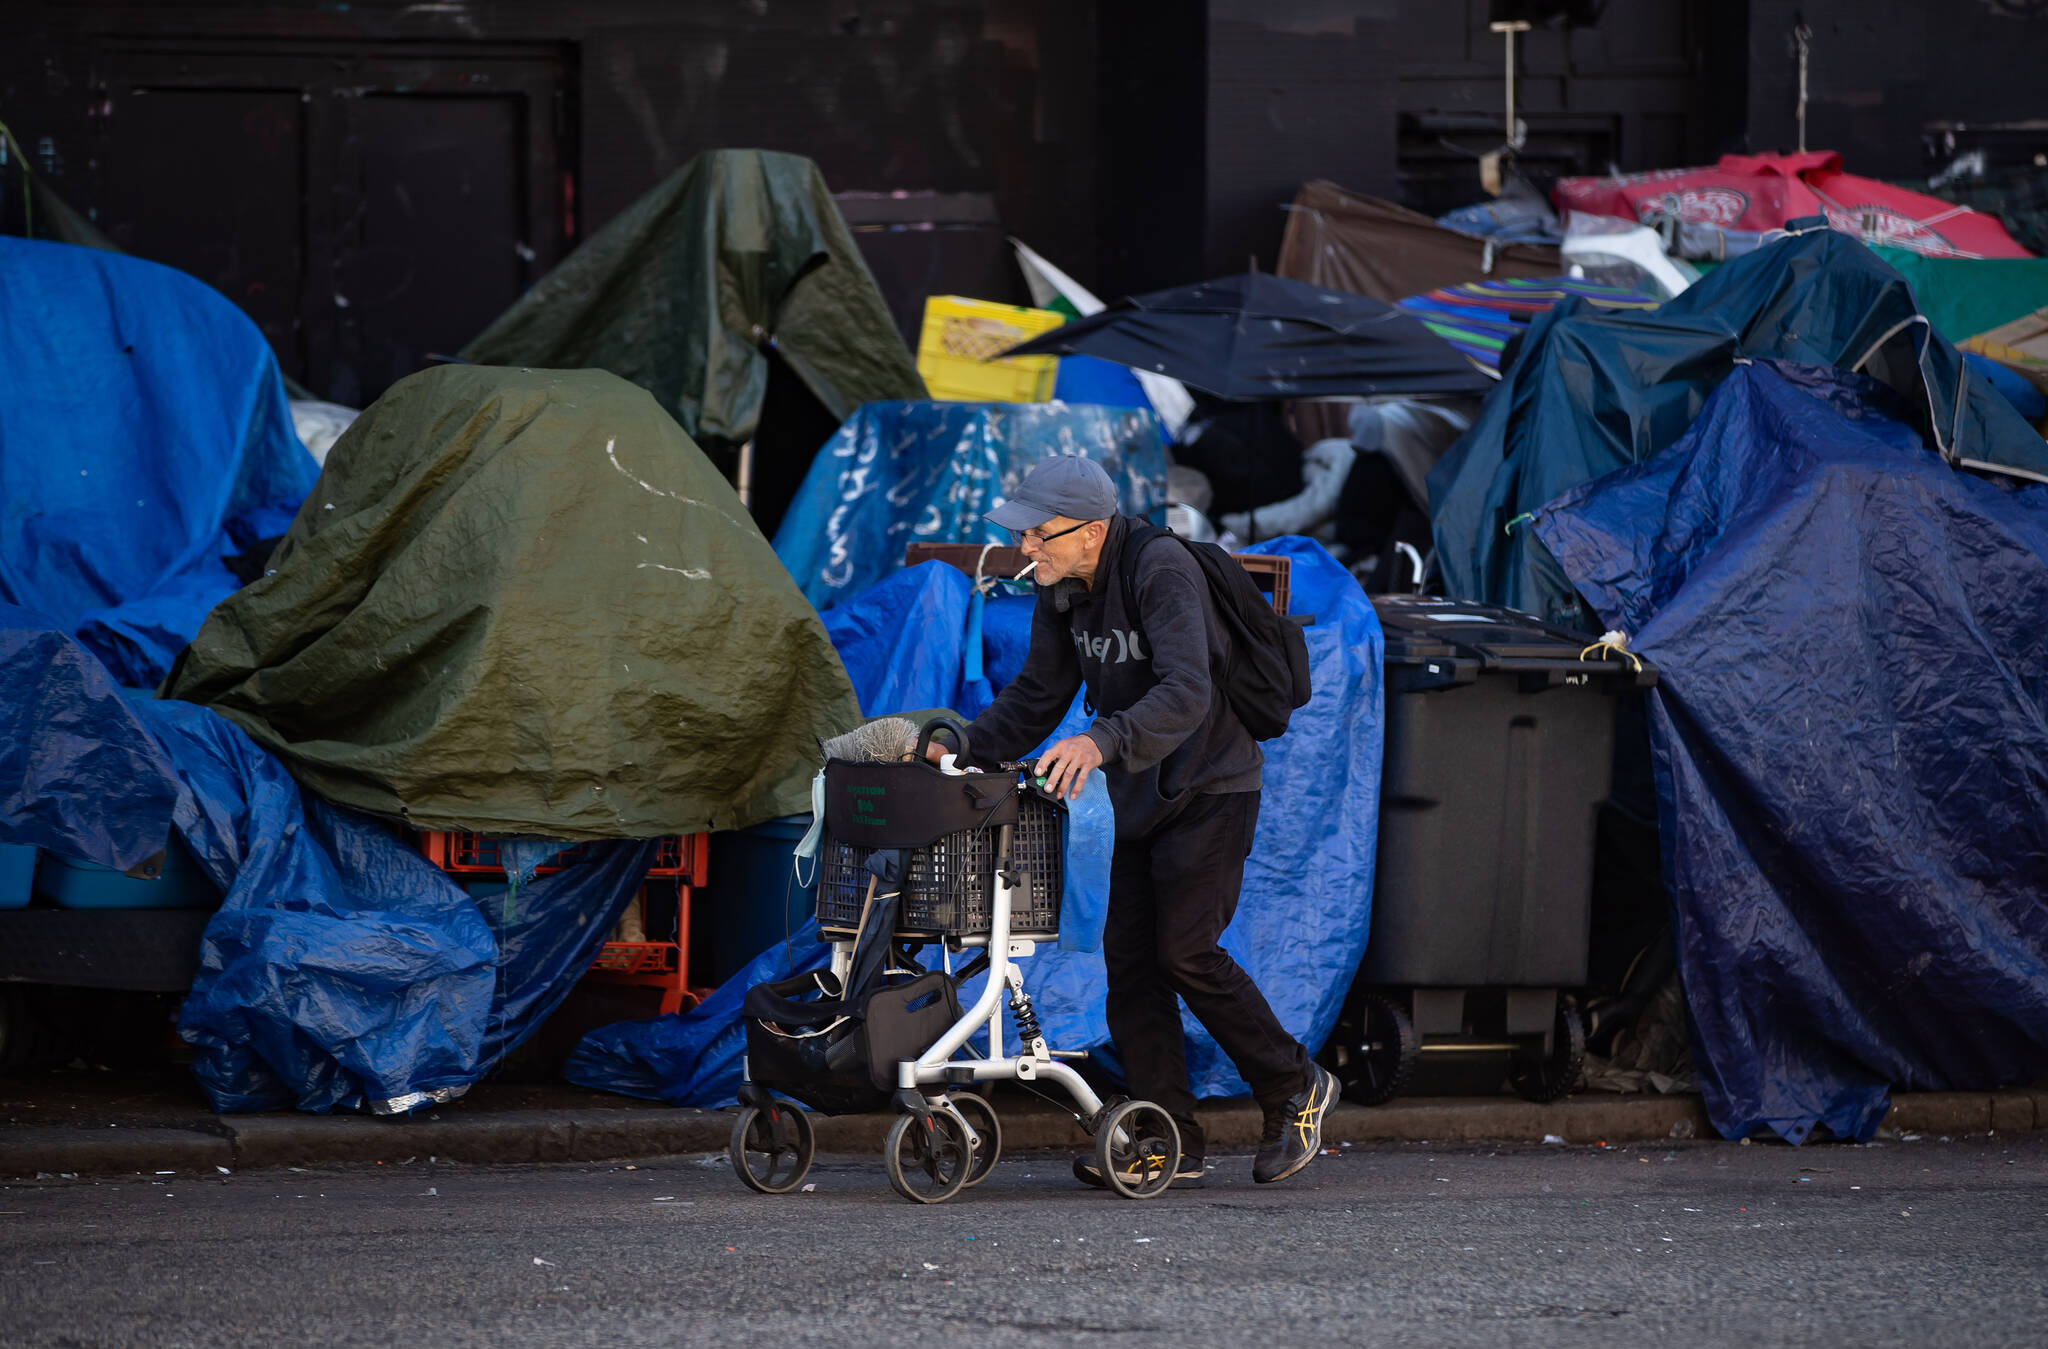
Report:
31,839,222,910
0,842,34,909
702,815,818,986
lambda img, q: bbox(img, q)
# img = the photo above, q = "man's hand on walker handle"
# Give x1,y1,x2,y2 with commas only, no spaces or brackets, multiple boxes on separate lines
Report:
1035,734,1103,802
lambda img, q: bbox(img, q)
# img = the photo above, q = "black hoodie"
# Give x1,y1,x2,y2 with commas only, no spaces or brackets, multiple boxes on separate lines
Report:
964,515,1262,838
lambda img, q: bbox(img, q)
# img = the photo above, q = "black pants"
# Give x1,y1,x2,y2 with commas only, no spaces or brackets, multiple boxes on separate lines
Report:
1103,789,1310,1159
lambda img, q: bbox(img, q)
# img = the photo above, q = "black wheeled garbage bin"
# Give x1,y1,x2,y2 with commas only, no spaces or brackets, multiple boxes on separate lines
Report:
1322,597,1657,1107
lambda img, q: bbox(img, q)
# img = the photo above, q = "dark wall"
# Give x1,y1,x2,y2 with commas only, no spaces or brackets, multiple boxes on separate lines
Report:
1203,3,1398,279
5,0,2030,394
0,0,1097,403
1193,1,1731,278
1747,0,2048,177
1094,2,1207,299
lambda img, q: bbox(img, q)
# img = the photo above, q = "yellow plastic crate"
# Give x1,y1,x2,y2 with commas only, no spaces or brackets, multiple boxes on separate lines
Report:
916,296,1065,402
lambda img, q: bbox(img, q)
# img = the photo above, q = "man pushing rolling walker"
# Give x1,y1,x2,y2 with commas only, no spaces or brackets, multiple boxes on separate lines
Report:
936,454,1337,1188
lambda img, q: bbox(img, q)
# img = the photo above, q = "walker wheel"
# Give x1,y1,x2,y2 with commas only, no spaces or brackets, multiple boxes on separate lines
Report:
884,1109,972,1205
1093,1099,1181,1200
949,1092,1002,1188
728,1101,815,1194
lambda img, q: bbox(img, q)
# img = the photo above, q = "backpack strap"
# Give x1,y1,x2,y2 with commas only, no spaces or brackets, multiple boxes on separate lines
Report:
1114,521,1177,640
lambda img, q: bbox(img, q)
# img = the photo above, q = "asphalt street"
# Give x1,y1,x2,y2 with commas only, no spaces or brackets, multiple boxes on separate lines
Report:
3,1131,2044,1348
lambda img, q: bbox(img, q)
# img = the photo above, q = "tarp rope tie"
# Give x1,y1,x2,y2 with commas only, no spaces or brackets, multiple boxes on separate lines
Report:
1503,511,1536,537
1580,629,1643,673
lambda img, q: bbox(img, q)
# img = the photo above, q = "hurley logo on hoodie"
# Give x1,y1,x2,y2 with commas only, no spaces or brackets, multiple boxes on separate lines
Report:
1073,626,1149,665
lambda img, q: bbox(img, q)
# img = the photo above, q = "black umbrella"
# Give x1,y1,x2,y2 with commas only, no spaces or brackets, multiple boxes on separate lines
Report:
1002,272,1494,400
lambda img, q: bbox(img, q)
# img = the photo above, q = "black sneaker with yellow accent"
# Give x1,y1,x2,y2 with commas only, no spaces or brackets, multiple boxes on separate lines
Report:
1072,1153,1206,1189
1252,1064,1339,1184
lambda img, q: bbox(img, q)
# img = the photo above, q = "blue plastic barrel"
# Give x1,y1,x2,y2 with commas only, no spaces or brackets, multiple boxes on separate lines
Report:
701,815,818,986
0,842,35,909
31,838,222,910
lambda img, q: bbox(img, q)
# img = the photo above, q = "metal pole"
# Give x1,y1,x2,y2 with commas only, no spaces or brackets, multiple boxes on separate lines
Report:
1795,23,1812,154
1490,20,1531,153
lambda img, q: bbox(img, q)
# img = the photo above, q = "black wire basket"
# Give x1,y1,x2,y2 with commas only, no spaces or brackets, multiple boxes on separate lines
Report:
815,787,1065,939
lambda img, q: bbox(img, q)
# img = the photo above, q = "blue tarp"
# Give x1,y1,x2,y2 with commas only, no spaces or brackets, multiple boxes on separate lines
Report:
1429,227,2048,631
1052,356,1171,439
1535,360,2048,1144
0,609,651,1114
568,536,1385,1106
0,238,317,686
772,401,1169,611
0,603,183,871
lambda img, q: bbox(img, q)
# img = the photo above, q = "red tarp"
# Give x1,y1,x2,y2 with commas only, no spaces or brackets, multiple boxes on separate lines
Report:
1556,151,2033,260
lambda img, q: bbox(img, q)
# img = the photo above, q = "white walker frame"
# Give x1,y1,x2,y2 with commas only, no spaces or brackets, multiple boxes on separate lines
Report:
733,815,1181,1203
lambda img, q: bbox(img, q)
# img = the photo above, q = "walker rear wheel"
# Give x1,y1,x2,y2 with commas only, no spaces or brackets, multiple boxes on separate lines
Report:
949,1092,1002,1188
728,1102,815,1194
885,1109,972,1205
1093,1099,1181,1200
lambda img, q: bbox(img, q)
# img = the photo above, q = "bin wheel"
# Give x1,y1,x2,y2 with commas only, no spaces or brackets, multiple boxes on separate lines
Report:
1510,998,1586,1104
948,1092,1002,1187
728,1101,815,1194
885,1109,972,1205
1093,1099,1182,1200
1320,992,1418,1106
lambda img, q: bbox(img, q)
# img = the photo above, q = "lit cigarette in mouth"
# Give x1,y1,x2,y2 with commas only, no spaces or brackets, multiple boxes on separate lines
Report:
1012,560,1039,581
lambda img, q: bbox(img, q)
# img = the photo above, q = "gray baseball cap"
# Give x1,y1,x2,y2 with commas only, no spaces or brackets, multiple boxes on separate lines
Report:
984,456,1119,531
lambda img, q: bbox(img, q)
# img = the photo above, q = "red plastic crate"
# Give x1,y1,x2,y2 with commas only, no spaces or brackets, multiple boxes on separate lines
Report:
582,881,709,1016
419,831,707,883
590,941,678,975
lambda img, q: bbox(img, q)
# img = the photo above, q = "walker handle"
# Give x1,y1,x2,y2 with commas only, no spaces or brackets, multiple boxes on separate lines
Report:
914,715,972,765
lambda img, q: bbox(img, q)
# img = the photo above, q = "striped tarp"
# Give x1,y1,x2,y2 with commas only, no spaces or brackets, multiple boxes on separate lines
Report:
1395,277,1658,377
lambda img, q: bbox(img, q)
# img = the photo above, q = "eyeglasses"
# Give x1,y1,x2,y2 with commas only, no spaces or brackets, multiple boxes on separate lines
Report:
1014,520,1088,546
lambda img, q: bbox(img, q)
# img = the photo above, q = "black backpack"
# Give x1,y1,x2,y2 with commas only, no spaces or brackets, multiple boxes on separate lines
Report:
1117,522,1313,740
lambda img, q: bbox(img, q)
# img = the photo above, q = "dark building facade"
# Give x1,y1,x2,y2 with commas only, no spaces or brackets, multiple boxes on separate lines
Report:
2,1,2040,405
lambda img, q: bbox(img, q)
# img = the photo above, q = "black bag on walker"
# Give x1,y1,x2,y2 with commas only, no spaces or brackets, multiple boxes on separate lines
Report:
739,849,964,1114
740,967,962,1114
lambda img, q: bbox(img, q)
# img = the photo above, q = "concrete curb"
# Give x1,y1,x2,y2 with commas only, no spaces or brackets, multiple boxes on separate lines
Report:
7,1089,2043,1178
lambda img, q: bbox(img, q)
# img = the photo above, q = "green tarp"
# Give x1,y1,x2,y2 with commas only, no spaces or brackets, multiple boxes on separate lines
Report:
1872,246,2048,344
163,365,861,839
458,148,924,449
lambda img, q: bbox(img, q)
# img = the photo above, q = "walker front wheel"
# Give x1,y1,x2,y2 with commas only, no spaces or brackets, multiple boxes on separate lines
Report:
949,1092,1002,1188
729,1101,815,1194
1094,1099,1181,1200
884,1110,971,1205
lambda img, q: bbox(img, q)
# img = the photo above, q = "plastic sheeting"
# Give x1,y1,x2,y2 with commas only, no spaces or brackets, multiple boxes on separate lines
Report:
1275,180,1561,304
1535,360,2048,1144
772,401,1169,611
460,149,922,450
818,561,991,720
1554,152,2033,260
164,365,860,839
154,690,654,1114
0,237,317,686
569,536,1385,1106
1430,227,2048,631
0,610,654,1114
0,604,183,871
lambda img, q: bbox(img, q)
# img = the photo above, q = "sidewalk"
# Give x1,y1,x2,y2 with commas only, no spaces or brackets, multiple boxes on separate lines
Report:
7,1069,2045,1177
